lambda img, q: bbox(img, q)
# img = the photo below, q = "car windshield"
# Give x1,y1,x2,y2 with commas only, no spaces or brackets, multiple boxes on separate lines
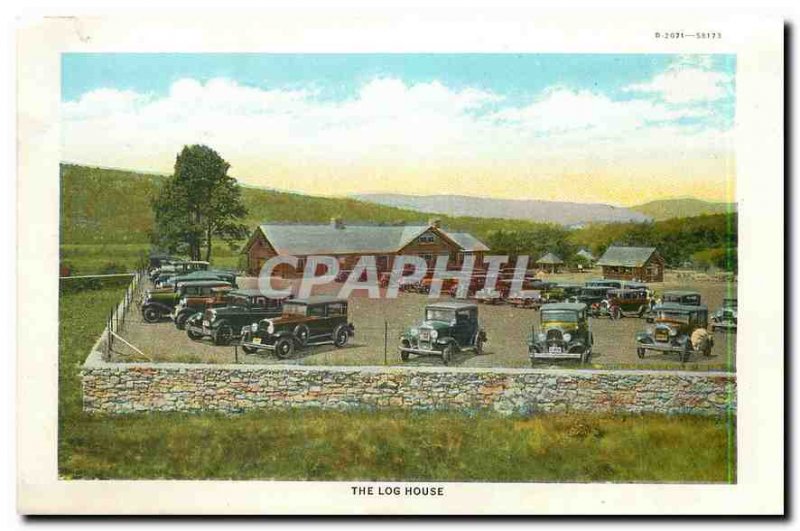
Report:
426,308,455,322
657,311,690,323
582,288,606,296
282,303,308,316
230,296,249,307
541,310,578,323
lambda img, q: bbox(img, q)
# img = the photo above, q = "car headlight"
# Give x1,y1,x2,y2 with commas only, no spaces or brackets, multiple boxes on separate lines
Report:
410,328,418,337
431,330,438,339
563,333,572,342
669,328,678,337
267,322,275,334
251,322,259,332
537,332,546,341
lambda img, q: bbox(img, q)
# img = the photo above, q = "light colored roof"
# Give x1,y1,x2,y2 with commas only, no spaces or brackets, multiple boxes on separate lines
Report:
255,223,488,255
596,246,657,267
536,252,564,265
445,232,490,252
576,248,596,260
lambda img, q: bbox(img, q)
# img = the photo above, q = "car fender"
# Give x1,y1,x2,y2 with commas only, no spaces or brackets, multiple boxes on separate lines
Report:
142,301,173,314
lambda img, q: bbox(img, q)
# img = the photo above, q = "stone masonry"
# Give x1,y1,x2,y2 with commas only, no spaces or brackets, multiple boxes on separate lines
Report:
81,350,736,416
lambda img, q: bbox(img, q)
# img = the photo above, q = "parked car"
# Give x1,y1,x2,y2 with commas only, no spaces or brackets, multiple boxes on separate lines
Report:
571,286,614,307
185,289,290,345
399,302,487,365
528,302,593,364
474,287,506,305
711,297,738,332
595,288,650,319
240,296,355,357
506,289,542,309
171,285,234,330
155,269,237,289
150,260,209,282
645,290,701,322
636,303,714,362
141,279,233,323
585,279,623,289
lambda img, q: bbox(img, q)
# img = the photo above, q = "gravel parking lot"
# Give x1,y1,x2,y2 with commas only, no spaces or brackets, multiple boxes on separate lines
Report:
112,273,737,371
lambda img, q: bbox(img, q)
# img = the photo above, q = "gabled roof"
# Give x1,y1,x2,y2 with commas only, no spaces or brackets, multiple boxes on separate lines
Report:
596,246,657,267
576,248,596,261
252,223,489,255
536,252,564,265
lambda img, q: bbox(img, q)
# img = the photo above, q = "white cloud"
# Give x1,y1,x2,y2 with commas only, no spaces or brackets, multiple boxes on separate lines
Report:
623,58,733,104
61,75,733,193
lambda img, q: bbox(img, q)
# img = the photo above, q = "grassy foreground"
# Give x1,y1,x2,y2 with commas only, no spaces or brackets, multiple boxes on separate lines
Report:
60,286,736,482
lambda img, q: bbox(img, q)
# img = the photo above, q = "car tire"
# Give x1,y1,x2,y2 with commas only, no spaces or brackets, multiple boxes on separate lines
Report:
442,343,455,366
174,312,189,330
142,306,161,323
638,306,646,318
275,337,294,359
213,323,233,346
475,336,484,355
333,325,349,348
636,347,645,359
400,350,410,362
293,324,310,346
242,344,257,354
186,326,203,341
611,306,622,320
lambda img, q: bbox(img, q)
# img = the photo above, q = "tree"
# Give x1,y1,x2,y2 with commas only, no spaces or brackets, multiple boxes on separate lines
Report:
152,145,248,262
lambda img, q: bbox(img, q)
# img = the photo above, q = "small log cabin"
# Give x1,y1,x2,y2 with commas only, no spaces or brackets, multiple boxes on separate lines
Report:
242,218,490,277
596,246,665,282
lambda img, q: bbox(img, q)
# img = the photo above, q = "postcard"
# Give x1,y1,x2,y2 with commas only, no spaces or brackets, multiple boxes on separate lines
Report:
16,8,784,515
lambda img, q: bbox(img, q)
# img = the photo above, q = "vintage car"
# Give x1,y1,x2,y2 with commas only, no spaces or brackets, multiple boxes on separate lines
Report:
240,296,355,357
171,285,234,330
154,269,237,289
636,303,714,362
506,289,542,309
645,290,701,322
595,288,650,319
571,286,614,307
141,279,232,323
474,286,506,305
711,297,738,332
447,274,487,298
399,302,487,365
585,279,623,289
185,289,290,345
150,260,209,282
549,283,583,302
528,302,593,364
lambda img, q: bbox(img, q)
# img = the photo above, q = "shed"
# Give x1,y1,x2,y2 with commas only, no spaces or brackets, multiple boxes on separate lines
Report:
596,246,665,282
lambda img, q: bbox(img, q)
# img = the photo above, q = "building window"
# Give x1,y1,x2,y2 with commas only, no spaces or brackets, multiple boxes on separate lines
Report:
419,232,435,244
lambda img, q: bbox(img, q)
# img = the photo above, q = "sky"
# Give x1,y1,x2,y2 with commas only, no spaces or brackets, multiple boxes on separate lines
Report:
61,53,736,206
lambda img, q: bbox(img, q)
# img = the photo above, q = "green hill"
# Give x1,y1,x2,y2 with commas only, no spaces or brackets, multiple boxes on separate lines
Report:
630,198,736,221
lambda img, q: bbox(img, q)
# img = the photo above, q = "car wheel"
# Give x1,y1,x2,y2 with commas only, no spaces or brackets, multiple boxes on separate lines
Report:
638,306,646,318
293,324,310,346
611,306,621,320
174,312,189,330
242,344,257,354
636,347,645,359
400,349,410,362
142,306,161,323
442,343,455,366
213,323,233,346
333,326,349,348
186,327,203,341
275,337,295,359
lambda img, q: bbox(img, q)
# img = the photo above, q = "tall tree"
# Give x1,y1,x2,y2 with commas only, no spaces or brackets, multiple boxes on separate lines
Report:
152,145,248,262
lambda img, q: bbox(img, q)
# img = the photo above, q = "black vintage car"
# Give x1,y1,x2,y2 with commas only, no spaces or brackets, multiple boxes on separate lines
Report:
585,279,623,290
711,297,738,332
528,302,593,364
636,303,714,362
141,279,233,323
571,286,614,308
645,290,701,323
240,296,355,357
399,302,487,365
185,289,290,345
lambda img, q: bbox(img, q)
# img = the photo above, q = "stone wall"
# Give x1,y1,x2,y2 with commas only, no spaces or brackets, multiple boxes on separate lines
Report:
81,350,736,416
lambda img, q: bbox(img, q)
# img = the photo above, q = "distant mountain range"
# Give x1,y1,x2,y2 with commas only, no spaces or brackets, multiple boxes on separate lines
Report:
351,193,652,226
629,198,737,221
351,193,736,225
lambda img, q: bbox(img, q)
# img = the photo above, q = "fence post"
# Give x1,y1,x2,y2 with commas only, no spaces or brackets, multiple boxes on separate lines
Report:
384,320,388,366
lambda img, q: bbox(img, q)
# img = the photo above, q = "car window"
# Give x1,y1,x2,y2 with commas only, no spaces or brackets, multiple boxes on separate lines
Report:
283,303,307,316
308,305,326,317
327,302,346,316
426,309,455,322
542,310,578,322
456,310,471,323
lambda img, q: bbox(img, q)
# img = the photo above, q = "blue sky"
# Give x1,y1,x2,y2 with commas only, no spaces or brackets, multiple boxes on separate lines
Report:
60,53,737,204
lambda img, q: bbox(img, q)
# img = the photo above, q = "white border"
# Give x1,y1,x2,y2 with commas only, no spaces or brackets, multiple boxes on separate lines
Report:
16,8,783,515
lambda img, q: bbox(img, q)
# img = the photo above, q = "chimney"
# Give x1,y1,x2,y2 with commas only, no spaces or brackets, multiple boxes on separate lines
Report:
428,218,441,228
330,217,345,230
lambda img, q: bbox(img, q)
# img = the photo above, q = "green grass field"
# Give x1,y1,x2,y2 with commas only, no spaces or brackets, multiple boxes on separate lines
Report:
60,284,736,482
